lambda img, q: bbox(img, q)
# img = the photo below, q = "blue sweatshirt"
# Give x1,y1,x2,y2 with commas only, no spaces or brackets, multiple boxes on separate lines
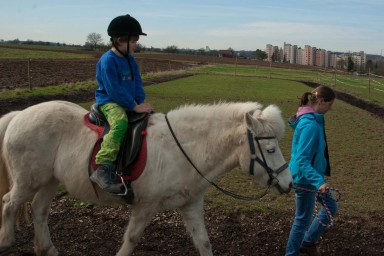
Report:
288,109,329,189
95,50,145,110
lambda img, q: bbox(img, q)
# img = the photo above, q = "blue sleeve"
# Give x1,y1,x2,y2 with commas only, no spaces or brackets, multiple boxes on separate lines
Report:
296,121,326,188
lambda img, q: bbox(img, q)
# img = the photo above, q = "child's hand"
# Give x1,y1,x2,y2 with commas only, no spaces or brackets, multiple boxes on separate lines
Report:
134,103,153,113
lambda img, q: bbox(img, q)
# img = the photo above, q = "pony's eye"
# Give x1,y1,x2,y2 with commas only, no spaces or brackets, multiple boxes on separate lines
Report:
267,148,275,153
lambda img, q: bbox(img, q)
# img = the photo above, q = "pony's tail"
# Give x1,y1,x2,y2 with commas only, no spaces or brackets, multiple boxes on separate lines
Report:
0,111,29,228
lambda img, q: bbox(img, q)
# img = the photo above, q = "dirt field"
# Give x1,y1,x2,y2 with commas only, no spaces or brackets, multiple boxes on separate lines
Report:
0,57,193,89
6,193,384,256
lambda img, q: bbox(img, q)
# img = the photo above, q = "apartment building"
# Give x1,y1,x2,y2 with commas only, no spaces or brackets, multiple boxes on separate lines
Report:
265,44,282,62
265,44,274,61
344,51,366,68
283,42,291,63
266,42,357,69
283,42,298,64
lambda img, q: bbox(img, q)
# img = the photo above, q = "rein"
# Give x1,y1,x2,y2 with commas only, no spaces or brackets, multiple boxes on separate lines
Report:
165,114,277,201
292,185,341,227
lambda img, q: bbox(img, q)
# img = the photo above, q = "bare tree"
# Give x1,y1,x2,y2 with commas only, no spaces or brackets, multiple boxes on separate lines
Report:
86,32,103,50
164,45,178,54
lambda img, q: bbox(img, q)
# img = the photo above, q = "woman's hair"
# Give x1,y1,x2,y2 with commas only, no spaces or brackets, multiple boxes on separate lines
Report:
299,85,336,106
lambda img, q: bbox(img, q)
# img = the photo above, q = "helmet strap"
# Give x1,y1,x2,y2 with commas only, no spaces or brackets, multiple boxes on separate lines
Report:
126,33,134,81
111,36,135,82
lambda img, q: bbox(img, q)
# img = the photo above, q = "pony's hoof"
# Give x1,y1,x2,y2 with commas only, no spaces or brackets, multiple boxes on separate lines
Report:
34,245,59,256
0,246,15,255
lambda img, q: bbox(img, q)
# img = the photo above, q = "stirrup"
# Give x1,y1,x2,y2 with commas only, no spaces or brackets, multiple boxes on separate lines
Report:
115,173,131,196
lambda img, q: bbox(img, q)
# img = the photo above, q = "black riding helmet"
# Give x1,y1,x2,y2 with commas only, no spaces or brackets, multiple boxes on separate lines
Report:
107,14,147,37
107,14,146,81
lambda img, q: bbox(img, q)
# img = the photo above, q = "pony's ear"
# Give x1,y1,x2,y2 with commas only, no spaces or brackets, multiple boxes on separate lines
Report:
245,112,263,134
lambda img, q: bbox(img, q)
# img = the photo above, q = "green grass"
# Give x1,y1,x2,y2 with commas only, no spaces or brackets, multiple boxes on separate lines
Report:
194,64,384,106
195,64,318,82
1,44,84,51
146,74,301,108
0,46,95,59
0,81,97,100
317,72,384,105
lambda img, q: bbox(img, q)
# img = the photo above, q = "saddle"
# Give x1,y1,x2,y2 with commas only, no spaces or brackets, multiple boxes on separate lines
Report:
88,104,149,175
85,104,149,203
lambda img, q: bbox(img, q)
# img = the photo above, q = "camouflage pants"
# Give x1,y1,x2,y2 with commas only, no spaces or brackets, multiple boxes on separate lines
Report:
95,103,128,165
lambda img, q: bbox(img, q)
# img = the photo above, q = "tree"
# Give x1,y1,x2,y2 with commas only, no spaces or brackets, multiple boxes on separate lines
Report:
271,52,277,62
86,32,103,50
135,43,145,52
164,45,178,54
253,49,267,60
347,57,354,72
337,58,346,69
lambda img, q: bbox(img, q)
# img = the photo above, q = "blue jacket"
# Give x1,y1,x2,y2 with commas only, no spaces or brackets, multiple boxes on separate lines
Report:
95,50,146,110
288,112,329,189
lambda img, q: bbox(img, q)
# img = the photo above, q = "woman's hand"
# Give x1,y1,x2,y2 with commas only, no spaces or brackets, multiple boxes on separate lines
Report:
318,183,330,193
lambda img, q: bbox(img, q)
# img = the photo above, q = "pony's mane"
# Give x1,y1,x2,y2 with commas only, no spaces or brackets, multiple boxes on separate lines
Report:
168,101,263,122
255,104,285,139
165,101,285,139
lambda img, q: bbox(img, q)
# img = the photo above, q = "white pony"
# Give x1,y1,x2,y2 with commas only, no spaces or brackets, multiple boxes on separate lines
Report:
0,100,292,256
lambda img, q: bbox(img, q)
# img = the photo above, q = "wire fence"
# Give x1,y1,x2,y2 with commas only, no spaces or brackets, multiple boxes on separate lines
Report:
1,56,383,105
207,58,384,105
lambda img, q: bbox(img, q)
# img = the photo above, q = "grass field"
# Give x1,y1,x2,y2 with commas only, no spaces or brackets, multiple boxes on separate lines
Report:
195,64,384,106
0,45,95,59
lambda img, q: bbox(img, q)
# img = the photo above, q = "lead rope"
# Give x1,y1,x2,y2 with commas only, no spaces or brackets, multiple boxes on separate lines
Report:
292,185,341,227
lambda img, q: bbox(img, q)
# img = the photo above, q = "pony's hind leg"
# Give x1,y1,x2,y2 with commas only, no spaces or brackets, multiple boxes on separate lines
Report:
31,180,60,256
116,204,158,256
0,185,32,253
180,199,213,256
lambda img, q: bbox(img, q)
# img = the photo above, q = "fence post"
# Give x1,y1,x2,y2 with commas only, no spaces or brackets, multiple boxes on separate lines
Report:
334,70,336,87
269,61,271,79
28,58,32,90
368,68,371,100
234,56,238,76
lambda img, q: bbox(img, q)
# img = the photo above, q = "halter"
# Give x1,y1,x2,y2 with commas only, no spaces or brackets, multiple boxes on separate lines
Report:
247,130,288,186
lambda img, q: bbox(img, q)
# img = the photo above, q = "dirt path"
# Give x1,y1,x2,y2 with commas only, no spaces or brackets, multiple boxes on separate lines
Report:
8,193,384,256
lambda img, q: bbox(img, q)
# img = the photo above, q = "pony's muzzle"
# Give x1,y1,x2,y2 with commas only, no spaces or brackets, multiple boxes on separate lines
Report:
277,181,292,194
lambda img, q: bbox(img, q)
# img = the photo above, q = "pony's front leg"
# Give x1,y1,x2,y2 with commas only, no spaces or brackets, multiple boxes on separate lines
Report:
0,193,17,252
180,198,213,256
116,204,158,256
0,186,31,253
31,181,59,256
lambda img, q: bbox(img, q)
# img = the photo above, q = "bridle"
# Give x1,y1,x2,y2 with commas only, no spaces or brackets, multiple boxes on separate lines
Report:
165,114,288,201
247,130,288,186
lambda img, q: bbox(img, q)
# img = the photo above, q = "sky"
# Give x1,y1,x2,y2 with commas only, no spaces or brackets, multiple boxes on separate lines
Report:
1,0,384,55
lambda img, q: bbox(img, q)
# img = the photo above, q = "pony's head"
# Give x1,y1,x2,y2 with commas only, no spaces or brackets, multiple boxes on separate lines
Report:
239,104,292,195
